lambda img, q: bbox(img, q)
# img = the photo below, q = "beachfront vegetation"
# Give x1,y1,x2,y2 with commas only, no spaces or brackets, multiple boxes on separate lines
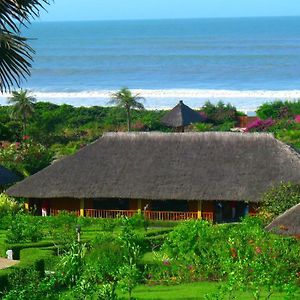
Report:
110,88,145,131
0,211,298,299
0,96,300,177
0,1,51,93
8,90,36,135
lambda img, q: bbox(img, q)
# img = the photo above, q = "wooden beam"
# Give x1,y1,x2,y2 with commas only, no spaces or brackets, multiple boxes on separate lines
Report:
24,200,29,211
80,199,85,217
137,199,142,214
197,200,202,219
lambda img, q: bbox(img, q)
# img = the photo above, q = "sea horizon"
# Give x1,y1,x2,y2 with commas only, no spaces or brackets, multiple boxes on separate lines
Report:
1,16,300,111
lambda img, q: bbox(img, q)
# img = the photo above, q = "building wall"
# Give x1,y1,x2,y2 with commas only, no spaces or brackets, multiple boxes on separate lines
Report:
47,198,80,210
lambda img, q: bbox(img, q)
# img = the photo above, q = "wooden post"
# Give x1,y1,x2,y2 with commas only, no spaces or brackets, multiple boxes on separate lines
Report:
24,200,29,211
80,199,85,217
197,200,202,219
137,199,142,214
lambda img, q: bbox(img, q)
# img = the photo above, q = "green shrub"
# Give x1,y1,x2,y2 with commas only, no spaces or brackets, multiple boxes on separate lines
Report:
6,213,44,244
194,123,214,132
201,101,238,125
256,100,300,120
46,212,78,254
0,139,54,176
0,194,22,230
260,182,300,219
0,248,54,295
5,241,54,260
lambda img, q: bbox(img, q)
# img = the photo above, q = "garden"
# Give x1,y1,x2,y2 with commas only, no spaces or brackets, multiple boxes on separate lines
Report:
0,191,299,300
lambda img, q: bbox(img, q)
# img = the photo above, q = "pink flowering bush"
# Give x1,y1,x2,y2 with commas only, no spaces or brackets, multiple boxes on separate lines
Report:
0,137,54,176
245,118,275,132
295,115,300,123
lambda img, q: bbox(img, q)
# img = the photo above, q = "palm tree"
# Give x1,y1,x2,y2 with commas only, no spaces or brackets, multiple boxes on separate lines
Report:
0,1,51,93
8,89,36,135
109,88,145,132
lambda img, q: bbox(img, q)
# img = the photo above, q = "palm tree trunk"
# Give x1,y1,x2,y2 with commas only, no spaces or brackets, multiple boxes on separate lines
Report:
126,108,131,132
23,112,26,136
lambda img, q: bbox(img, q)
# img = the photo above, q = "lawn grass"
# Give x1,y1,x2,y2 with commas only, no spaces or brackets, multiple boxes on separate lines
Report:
119,282,300,300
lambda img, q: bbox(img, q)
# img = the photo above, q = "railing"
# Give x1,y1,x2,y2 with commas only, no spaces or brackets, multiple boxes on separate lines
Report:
202,212,214,221
85,209,137,219
144,210,198,221
50,208,214,222
50,209,80,216
85,209,214,222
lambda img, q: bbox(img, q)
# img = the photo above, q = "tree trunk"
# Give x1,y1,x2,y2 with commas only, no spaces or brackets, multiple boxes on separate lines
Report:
126,108,131,132
23,112,26,136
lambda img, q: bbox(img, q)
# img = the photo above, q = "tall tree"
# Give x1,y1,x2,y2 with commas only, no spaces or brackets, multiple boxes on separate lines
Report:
8,89,36,134
0,0,51,93
110,88,145,131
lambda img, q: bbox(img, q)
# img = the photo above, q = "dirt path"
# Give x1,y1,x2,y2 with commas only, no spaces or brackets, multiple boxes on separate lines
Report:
0,258,19,270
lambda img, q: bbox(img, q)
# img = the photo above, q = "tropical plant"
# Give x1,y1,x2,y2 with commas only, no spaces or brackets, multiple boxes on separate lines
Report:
201,101,239,125
0,138,54,176
0,0,51,93
256,100,300,120
260,182,300,219
245,118,275,132
109,88,145,131
8,89,36,134
6,213,44,243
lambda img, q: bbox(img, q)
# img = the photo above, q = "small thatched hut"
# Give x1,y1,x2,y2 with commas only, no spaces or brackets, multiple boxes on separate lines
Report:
161,100,205,131
6,132,300,221
0,166,20,189
265,203,300,236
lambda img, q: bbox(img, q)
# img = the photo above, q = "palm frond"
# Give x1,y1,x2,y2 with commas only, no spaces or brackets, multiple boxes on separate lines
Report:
0,29,34,93
0,0,51,32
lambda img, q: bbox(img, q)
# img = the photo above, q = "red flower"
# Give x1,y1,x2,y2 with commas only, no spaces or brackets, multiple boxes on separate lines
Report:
23,135,30,140
255,246,262,254
163,259,170,266
230,248,237,258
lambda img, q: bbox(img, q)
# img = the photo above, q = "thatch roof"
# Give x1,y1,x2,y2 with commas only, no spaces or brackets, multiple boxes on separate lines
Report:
265,203,300,236
0,166,20,186
6,132,300,202
161,100,205,127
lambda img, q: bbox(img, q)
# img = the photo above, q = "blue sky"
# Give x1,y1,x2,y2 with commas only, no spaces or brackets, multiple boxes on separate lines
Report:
39,0,300,22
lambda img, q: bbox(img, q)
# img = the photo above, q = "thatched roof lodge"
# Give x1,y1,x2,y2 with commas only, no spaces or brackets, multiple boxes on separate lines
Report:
0,166,20,188
6,132,300,221
265,203,300,237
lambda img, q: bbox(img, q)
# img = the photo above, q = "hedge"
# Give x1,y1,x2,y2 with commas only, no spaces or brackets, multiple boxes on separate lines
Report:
0,248,54,292
4,241,54,260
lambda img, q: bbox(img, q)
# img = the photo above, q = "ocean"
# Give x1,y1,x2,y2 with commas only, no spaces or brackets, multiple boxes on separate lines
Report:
1,17,300,111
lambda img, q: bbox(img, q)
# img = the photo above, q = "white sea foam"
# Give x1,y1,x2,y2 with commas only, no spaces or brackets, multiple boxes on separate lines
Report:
1,89,300,112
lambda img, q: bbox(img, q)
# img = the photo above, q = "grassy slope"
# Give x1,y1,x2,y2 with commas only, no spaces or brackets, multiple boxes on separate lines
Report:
119,282,300,300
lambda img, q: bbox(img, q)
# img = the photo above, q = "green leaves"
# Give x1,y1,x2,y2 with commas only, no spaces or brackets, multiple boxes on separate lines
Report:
110,88,145,131
0,0,51,93
261,182,300,219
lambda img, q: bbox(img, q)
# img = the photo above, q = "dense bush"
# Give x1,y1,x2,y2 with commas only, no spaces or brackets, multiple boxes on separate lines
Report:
245,118,275,132
256,100,300,120
46,212,78,254
201,101,239,125
0,194,22,229
6,213,44,244
260,182,300,219
0,138,54,176
158,218,300,299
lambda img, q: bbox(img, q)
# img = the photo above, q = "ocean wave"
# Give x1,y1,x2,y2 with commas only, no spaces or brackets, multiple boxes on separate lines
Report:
1,89,300,111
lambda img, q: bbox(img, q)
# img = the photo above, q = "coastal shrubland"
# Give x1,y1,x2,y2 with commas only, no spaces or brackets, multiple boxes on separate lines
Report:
0,98,300,177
